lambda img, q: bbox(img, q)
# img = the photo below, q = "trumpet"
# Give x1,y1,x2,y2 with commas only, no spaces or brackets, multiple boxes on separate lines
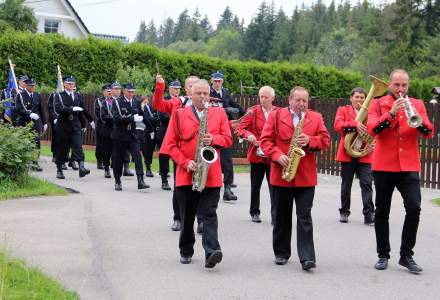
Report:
400,93,422,128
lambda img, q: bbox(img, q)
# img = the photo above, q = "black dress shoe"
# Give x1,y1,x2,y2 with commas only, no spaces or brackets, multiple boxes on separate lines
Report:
339,213,349,223
104,168,112,178
301,260,316,270
97,161,104,169
399,256,423,274
145,170,154,177
223,186,237,201
196,222,203,234
162,181,172,190
230,183,237,188
364,214,375,225
374,258,389,270
78,161,90,178
137,175,150,189
62,163,68,170
274,257,288,265
251,215,262,223
180,256,192,264
115,183,122,191
68,161,79,170
56,170,65,179
205,250,223,268
171,220,181,231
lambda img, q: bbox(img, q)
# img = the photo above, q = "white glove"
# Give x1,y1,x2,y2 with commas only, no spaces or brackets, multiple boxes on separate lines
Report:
54,119,57,124
72,106,83,112
134,114,143,122
30,113,40,120
90,121,96,129
43,124,48,132
82,128,86,133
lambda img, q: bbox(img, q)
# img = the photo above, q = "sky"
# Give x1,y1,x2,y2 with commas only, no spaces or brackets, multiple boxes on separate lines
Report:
69,0,387,41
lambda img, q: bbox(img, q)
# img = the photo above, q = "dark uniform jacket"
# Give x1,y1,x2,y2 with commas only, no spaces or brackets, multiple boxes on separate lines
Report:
53,90,86,133
111,96,150,141
210,87,245,120
95,96,115,138
13,90,46,132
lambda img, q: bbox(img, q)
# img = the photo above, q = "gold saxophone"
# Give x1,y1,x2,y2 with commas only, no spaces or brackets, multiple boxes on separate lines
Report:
282,111,306,182
192,102,218,192
344,75,388,158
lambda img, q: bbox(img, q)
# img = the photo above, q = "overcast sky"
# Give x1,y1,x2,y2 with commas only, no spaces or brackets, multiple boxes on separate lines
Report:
70,0,387,41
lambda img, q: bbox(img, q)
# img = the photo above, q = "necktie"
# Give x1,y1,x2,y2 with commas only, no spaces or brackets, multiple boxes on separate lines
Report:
145,105,153,117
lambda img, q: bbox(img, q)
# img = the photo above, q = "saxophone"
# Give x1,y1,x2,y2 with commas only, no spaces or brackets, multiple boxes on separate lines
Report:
282,111,306,182
192,101,218,192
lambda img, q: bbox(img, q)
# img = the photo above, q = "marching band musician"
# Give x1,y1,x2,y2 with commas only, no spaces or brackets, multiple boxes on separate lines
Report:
153,75,203,233
111,83,150,191
334,87,375,225
367,69,434,274
235,86,279,224
94,83,114,178
260,86,330,270
13,78,47,171
160,79,232,268
53,76,91,179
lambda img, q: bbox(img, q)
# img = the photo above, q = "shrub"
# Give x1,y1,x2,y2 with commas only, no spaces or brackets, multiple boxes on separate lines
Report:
0,123,37,180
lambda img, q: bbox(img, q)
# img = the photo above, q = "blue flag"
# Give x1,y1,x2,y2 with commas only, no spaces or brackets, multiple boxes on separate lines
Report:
3,67,18,123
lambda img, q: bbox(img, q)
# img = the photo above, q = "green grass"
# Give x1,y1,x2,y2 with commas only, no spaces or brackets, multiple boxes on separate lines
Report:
0,176,68,201
433,198,440,206
0,250,79,299
40,144,251,173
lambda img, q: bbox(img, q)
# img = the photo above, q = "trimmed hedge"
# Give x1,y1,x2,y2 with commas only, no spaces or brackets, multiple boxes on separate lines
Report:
1,30,438,99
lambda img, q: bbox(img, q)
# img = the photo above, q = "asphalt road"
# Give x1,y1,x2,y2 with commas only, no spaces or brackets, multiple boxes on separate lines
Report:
1,157,439,300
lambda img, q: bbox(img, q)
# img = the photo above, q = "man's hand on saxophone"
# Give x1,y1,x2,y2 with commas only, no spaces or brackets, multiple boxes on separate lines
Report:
295,133,309,147
187,160,197,172
203,133,213,146
277,155,291,168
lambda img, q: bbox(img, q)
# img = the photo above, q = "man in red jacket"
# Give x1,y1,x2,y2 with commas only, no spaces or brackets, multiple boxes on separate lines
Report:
367,69,434,274
160,79,232,269
334,87,375,225
235,86,279,224
260,86,330,270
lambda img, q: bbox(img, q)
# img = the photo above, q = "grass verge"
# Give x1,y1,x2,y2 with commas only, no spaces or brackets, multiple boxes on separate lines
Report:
0,176,68,201
40,144,250,173
0,250,79,299
433,198,440,206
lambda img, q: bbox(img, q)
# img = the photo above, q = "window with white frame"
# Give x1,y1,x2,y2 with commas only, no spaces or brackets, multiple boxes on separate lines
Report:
44,19,60,33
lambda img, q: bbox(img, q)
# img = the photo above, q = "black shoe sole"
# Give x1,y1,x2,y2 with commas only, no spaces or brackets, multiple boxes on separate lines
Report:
205,251,222,268
399,261,423,274
180,257,192,264
302,261,316,270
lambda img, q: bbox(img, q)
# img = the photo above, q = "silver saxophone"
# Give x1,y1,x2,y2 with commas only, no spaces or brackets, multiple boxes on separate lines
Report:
192,101,218,192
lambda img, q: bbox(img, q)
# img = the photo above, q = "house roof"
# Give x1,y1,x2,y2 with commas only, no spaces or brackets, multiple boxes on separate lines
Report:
64,0,89,34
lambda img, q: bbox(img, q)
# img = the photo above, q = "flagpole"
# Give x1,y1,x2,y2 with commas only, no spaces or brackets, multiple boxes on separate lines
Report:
7,57,19,94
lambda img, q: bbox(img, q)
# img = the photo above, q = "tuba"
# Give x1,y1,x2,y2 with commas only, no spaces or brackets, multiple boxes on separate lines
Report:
282,111,306,182
400,93,422,128
344,75,388,158
192,101,218,192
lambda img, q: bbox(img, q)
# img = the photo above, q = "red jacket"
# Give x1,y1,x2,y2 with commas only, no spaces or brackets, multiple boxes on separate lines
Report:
152,81,186,115
334,105,372,163
235,105,280,164
160,106,233,187
367,94,434,172
260,108,330,187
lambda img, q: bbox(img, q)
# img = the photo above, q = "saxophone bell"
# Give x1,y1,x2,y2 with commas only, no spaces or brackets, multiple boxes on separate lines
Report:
200,146,218,164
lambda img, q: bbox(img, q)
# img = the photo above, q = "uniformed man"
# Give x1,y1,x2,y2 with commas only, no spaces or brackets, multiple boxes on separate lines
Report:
95,83,114,178
334,87,375,225
13,78,47,171
153,75,202,232
111,83,150,191
139,96,159,178
110,82,134,177
235,86,279,224
53,76,91,179
160,79,232,268
367,69,434,274
95,84,112,170
260,86,330,270
210,71,244,201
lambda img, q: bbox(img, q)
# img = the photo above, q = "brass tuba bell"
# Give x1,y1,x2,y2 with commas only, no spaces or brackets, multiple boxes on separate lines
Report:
343,75,388,158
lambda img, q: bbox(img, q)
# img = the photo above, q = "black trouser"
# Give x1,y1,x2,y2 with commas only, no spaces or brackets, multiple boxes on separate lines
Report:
95,130,103,163
50,121,57,157
177,186,221,258
159,154,170,180
141,131,156,166
340,159,374,217
373,171,421,259
172,160,180,221
220,146,234,185
55,130,85,165
250,163,274,219
273,186,315,263
112,138,144,182
97,134,112,168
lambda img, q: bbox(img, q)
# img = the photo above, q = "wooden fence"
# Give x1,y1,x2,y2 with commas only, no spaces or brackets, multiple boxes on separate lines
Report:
40,94,440,189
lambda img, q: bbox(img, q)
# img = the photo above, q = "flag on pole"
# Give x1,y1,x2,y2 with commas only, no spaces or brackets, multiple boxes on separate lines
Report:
3,59,19,123
56,64,64,93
